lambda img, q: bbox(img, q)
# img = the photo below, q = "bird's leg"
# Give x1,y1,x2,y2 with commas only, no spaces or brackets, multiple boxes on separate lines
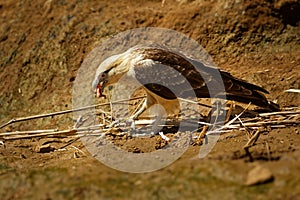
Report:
128,94,167,137
130,103,166,137
225,101,235,123
209,99,223,130
130,98,147,120
197,125,209,140
194,99,225,144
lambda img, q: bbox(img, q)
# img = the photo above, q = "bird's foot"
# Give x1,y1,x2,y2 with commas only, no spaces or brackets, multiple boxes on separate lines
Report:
127,117,162,137
108,119,121,128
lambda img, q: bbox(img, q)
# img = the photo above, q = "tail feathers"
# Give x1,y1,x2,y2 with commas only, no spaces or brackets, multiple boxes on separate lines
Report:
226,92,280,111
266,101,280,111
221,72,280,111
221,71,270,94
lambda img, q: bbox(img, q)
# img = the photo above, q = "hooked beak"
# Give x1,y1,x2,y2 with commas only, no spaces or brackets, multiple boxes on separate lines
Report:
92,79,107,98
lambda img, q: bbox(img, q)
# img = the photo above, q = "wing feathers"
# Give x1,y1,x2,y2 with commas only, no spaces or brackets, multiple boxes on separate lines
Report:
130,46,278,111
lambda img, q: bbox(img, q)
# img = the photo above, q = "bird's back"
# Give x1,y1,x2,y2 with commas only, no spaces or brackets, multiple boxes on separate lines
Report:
132,46,280,111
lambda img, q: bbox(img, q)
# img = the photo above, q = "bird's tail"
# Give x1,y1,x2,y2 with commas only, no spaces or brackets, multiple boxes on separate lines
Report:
220,71,280,112
225,91,280,112
266,101,280,112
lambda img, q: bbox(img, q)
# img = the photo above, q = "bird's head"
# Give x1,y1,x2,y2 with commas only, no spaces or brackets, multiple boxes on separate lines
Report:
92,50,138,98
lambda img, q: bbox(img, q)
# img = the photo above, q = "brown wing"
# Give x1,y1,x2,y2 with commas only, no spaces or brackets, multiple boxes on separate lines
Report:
133,47,279,111
133,48,208,100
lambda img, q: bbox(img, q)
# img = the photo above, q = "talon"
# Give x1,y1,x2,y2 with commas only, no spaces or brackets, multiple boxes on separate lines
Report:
128,118,135,130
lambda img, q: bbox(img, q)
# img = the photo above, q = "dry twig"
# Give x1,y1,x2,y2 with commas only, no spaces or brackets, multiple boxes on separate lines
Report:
0,92,299,154
3,129,77,140
0,96,146,130
243,128,266,161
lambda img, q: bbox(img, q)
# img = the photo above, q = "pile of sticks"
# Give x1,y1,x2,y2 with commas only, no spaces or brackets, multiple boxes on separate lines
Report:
0,97,299,142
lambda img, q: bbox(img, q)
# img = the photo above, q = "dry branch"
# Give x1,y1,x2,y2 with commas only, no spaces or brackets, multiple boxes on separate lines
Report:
243,128,266,161
178,97,212,108
0,96,146,130
259,110,300,117
206,103,251,134
3,129,77,140
0,94,299,144
285,89,300,93
0,129,58,137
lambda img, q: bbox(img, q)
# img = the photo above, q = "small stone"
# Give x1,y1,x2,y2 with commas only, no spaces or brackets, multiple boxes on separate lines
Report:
245,165,274,186
35,144,56,153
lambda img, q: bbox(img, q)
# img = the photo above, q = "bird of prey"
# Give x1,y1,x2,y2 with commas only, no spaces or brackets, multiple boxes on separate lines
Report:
92,45,279,124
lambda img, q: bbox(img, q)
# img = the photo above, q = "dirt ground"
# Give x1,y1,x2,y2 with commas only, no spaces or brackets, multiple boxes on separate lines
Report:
0,0,300,199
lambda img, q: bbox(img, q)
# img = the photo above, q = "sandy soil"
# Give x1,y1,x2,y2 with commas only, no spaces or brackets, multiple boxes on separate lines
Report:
0,0,299,199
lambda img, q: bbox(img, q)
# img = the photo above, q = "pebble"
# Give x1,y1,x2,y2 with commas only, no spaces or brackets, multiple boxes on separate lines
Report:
245,165,274,186
35,144,56,153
